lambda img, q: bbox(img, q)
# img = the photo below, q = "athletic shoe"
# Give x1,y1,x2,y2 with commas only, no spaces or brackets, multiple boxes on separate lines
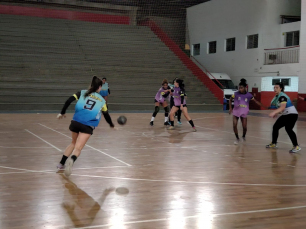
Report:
266,143,278,149
192,127,197,132
289,145,301,153
168,126,175,130
64,158,74,177
242,137,246,142
150,121,154,126
234,139,240,145
177,121,182,125
164,122,169,126
57,163,65,170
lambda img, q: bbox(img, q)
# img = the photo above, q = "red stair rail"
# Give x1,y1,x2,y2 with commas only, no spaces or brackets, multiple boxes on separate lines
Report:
139,19,223,104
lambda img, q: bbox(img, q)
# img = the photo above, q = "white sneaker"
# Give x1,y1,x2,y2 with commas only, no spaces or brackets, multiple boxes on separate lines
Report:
64,158,74,177
234,139,240,145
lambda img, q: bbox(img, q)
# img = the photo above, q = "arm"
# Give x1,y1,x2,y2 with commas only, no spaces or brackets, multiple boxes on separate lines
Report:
298,96,305,101
57,92,80,119
269,102,286,118
252,98,269,109
180,90,185,105
229,95,234,114
108,88,110,95
101,104,114,127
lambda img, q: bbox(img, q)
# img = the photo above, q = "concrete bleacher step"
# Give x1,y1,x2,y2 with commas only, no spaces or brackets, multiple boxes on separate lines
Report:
0,13,221,112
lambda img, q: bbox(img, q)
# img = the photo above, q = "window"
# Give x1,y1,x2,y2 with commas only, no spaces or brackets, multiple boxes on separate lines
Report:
272,78,290,86
226,38,235,52
192,43,200,56
208,41,217,54
247,34,258,49
286,31,299,47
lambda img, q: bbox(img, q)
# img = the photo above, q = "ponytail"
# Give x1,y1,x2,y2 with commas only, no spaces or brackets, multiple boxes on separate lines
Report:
84,76,102,98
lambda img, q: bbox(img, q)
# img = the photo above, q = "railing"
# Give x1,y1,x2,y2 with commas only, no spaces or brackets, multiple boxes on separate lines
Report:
264,46,299,65
190,56,225,89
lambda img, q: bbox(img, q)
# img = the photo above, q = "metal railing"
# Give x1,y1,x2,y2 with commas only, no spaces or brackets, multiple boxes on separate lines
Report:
264,46,299,65
190,56,224,89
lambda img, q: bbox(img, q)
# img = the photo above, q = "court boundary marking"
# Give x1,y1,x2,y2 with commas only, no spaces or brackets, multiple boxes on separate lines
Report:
38,123,132,167
25,129,62,152
73,205,306,229
0,165,304,187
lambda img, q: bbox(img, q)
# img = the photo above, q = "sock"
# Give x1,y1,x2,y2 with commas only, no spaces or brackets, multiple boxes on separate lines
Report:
188,120,195,128
171,121,174,126
242,134,246,138
60,155,68,165
164,116,168,122
151,117,155,122
235,133,239,139
71,155,78,162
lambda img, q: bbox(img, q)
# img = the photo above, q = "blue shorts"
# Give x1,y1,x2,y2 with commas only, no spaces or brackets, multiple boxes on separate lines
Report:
100,90,108,97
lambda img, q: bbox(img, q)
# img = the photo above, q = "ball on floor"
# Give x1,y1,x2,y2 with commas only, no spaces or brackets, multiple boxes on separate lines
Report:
117,116,127,125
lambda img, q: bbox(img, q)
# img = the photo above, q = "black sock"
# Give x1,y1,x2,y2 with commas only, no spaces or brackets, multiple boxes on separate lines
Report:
71,155,78,162
242,134,246,138
235,133,239,139
60,155,68,165
171,121,174,126
188,120,195,128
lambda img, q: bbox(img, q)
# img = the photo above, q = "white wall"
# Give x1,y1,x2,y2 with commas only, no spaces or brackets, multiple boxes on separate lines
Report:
187,0,301,91
261,76,299,92
298,0,306,93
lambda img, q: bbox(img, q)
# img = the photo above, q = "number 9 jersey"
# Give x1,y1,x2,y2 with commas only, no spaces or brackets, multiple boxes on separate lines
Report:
73,90,107,127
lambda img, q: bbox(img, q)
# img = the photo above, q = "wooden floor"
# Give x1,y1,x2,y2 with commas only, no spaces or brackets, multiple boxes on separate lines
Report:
0,112,306,229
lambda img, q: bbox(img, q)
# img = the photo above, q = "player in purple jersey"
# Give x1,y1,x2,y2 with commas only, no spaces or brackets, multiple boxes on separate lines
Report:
168,79,196,131
150,79,171,126
229,79,265,144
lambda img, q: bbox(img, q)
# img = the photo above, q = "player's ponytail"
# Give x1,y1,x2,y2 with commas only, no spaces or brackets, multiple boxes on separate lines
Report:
85,76,102,98
176,79,185,90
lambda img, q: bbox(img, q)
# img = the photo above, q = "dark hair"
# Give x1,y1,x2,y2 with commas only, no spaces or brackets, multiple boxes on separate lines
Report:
176,79,185,89
162,78,168,85
275,82,284,92
239,78,247,87
173,77,178,84
102,77,107,80
84,76,102,97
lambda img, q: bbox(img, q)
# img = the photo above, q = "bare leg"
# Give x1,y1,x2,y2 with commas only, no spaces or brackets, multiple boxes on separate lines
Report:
64,132,78,157
241,117,247,138
71,133,91,158
233,116,239,139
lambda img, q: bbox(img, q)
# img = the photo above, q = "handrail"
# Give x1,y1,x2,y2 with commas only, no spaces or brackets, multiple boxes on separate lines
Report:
190,56,225,89
264,45,299,51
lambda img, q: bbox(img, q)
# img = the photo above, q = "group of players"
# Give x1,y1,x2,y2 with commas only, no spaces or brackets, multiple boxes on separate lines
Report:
151,78,301,154
56,76,302,176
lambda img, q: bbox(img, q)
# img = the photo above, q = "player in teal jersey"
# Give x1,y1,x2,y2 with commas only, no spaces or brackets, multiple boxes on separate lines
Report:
100,77,110,104
56,76,115,176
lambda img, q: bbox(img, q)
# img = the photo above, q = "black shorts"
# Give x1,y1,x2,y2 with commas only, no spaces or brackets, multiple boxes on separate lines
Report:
69,120,94,135
175,104,187,109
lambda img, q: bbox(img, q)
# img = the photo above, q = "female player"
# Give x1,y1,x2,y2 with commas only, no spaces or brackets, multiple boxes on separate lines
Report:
100,77,110,103
266,82,301,153
168,77,182,125
56,76,115,176
229,79,265,144
150,79,171,126
168,79,196,131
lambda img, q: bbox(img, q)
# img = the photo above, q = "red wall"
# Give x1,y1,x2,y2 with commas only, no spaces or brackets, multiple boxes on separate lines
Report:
297,94,306,112
0,4,130,24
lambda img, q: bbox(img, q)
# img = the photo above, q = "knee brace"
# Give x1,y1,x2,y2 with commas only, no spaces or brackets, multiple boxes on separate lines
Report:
153,106,160,117
164,106,169,113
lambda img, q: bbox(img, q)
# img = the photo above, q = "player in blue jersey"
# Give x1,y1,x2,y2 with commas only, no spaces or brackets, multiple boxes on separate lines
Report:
100,77,110,104
56,76,114,176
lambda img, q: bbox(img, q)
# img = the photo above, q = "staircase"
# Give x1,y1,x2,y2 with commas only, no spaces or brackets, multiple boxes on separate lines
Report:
0,14,222,112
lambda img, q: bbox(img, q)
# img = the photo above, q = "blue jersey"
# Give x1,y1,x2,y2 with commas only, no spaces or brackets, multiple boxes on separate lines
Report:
100,82,109,97
73,90,107,127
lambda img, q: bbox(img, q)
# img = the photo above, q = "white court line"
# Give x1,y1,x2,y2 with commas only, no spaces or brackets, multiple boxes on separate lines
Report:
195,125,291,145
193,116,219,121
38,124,131,166
0,146,52,149
70,173,306,187
25,129,62,152
73,205,306,229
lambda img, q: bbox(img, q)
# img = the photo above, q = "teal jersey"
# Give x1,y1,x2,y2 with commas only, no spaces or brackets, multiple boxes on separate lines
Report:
73,90,107,127
101,82,109,91
270,92,298,115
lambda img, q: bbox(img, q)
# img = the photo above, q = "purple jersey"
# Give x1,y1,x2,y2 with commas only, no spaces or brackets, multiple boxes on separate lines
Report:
232,92,254,118
155,86,170,103
172,87,186,106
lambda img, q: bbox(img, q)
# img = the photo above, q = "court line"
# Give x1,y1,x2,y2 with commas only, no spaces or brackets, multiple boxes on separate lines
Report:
0,146,52,149
38,123,131,167
193,116,219,120
195,125,292,145
74,205,306,229
70,173,306,187
24,129,62,152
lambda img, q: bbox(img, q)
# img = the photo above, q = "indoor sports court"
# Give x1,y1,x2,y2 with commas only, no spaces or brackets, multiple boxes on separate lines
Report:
0,112,306,228
1,0,306,228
